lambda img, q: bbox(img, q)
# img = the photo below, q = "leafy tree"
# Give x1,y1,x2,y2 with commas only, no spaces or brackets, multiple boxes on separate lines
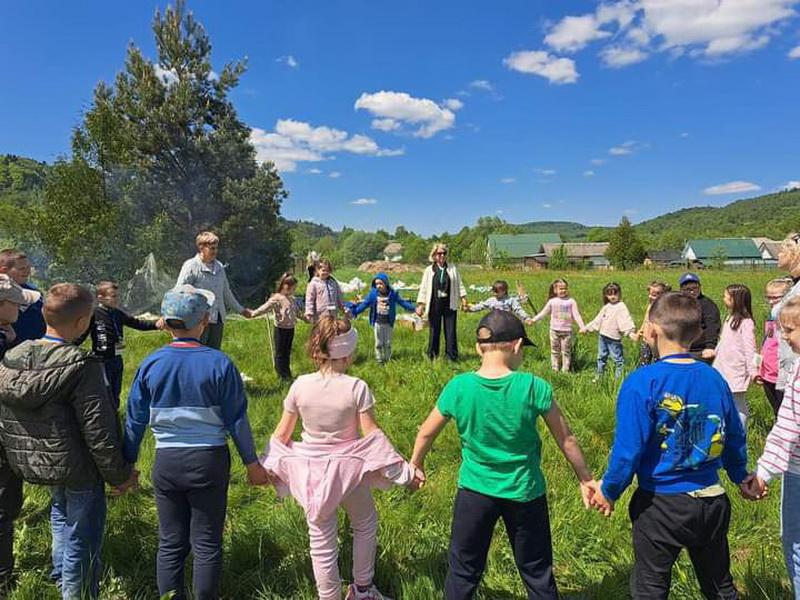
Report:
548,245,569,270
605,217,646,270
334,231,386,266
710,245,728,270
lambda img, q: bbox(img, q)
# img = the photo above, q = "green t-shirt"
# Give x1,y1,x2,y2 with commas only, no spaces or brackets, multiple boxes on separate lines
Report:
437,371,553,502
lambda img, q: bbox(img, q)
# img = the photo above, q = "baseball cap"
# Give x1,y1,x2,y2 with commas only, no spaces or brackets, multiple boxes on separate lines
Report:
161,285,216,329
679,272,701,286
0,274,40,306
477,309,534,346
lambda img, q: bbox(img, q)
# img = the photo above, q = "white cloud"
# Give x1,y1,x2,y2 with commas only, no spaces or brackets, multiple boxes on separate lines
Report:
703,180,762,195
680,132,690,138
608,140,645,156
601,46,649,67
443,98,464,111
534,168,557,176
584,170,596,177
783,180,800,190
276,55,299,68
249,119,403,172
354,91,456,138
500,177,516,184
351,198,378,206
590,158,606,165
541,202,553,209
329,171,342,179
503,50,579,84
790,45,800,58
307,168,323,175
545,14,612,53
470,79,495,92
371,118,400,132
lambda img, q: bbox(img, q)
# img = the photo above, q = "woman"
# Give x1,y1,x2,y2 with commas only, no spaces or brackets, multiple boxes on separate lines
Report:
775,233,800,399
416,243,467,360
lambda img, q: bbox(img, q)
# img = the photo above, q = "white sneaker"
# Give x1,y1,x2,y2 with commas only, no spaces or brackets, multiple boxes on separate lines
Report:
345,583,393,600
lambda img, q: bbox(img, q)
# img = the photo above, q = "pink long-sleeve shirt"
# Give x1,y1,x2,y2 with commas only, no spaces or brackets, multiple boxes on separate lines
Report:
586,301,636,340
533,297,585,332
712,317,758,393
757,358,800,482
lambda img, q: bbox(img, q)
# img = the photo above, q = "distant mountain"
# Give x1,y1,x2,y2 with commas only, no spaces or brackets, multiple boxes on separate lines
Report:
515,220,603,241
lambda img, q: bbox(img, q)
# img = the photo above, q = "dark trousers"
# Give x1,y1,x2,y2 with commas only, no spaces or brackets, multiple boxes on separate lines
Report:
274,326,294,380
763,381,784,417
445,488,557,600
0,460,22,584
428,299,458,360
102,357,124,413
639,341,657,367
153,447,231,600
629,488,737,600
200,322,224,350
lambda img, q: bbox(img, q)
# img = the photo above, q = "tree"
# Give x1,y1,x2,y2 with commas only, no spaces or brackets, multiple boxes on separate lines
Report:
605,217,646,270
548,245,569,270
710,245,728,270
36,1,289,298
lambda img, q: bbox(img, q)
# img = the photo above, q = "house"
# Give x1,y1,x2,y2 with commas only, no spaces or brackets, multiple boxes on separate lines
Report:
681,238,763,267
486,233,562,268
383,241,403,262
645,250,683,267
755,239,782,265
541,242,611,268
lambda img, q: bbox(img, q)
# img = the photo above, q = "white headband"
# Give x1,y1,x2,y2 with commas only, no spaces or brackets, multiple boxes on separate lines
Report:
328,328,358,359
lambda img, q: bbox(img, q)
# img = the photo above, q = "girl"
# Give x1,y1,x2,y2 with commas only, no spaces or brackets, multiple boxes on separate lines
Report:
305,258,346,323
585,282,636,380
636,281,670,366
756,278,793,416
252,272,307,380
262,317,422,600
713,283,757,427
531,279,586,372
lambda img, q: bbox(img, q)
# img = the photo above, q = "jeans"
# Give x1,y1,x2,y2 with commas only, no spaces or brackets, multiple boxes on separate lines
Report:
597,335,624,378
273,326,294,380
781,471,800,599
373,322,394,363
102,357,124,413
153,446,231,600
200,322,224,350
50,482,107,600
445,488,557,599
0,460,22,585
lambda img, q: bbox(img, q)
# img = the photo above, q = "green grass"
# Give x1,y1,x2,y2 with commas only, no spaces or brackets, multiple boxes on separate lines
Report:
7,268,793,599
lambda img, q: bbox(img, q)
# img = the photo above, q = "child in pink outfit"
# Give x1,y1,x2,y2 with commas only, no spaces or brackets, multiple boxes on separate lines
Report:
713,284,758,428
531,278,586,372
263,317,421,600
755,278,792,416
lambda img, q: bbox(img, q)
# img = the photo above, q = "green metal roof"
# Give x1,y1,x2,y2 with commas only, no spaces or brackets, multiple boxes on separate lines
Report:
487,233,562,258
684,238,761,259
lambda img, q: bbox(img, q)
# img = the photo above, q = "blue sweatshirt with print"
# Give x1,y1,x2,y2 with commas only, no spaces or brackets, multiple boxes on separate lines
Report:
351,272,416,326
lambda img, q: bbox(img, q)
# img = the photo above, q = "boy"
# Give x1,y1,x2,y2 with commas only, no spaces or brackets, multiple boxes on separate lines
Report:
411,309,599,599
349,272,416,363
123,285,267,600
592,292,749,599
0,273,40,360
0,249,45,345
465,280,534,324
0,283,136,600
76,281,162,411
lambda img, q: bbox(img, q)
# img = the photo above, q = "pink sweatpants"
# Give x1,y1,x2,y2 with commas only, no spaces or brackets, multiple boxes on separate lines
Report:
307,483,378,600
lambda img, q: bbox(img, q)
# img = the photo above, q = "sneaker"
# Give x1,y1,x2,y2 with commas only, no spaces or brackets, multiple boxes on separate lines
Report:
345,583,393,600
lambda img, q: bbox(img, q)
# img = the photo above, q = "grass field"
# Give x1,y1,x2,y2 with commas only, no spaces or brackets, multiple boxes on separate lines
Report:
6,268,794,599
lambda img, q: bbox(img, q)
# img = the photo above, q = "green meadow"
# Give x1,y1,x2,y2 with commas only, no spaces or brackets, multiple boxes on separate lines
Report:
6,268,793,599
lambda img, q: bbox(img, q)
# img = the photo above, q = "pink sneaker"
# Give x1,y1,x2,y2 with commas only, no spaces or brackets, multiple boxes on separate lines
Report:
345,583,393,600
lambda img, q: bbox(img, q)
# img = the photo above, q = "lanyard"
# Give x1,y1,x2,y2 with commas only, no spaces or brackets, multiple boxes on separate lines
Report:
42,334,67,344
437,264,447,284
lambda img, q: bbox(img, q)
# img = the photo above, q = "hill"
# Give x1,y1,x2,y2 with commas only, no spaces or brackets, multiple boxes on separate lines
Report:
515,220,601,241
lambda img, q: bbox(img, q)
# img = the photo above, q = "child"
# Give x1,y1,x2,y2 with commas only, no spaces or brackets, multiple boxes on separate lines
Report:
305,258,346,323
637,281,670,366
756,278,793,416
465,280,533,323
411,310,599,599
592,292,748,599
712,284,758,428
252,272,307,380
0,283,136,600
747,295,800,598
76,281,162,412
0,273,40,360
263,317,421,600
0,249,46,345
531,278,586,372
349,273,416,364
585,282,636,380
123,285,267,600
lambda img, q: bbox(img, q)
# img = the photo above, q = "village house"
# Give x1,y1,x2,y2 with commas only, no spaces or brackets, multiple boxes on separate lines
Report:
681,238,763,267
541,242,611,269
486,233,561,268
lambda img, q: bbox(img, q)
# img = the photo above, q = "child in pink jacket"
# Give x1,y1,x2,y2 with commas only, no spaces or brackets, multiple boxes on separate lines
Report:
305,258,346,323
713,284,758,428
262,317,422,600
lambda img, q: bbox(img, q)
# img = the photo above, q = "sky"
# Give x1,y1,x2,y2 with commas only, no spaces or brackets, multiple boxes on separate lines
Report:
1,0,800,236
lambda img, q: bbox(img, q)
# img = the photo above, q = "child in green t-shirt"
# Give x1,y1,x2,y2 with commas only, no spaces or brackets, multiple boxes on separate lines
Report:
411,309,601,599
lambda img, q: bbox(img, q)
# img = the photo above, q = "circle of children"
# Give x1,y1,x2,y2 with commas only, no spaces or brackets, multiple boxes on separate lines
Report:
1,231,800,600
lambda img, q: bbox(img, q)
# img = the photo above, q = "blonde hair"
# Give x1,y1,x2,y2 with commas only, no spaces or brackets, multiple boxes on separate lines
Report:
307,316,351,365
195,231,220,249
428,243,448,263
780,296,800,329
767,278,793,295
43,284,95,328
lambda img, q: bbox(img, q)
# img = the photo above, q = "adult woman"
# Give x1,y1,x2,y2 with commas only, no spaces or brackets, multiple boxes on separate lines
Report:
175,231,252,349
775,233,800,397
416,243,467,360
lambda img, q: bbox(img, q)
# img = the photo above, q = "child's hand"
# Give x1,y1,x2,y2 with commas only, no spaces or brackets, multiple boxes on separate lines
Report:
524,318,534,326
740,473,768,500
579,327,587,335
246,462,272,486
589,480,614,516
112,469,140,496
701,348,716,360
753,375,764,386
579,479,598,509
408,463,426,491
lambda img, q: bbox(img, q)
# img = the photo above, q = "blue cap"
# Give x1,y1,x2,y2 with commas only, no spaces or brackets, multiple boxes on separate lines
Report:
679,272,701,286
161,285,215,329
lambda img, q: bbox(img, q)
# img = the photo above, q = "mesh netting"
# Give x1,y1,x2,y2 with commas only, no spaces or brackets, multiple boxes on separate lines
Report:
121,253,176,316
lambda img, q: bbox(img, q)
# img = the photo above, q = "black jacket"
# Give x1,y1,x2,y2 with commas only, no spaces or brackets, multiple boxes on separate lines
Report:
0,340,132,489
76,305,158,360
691,294,722,353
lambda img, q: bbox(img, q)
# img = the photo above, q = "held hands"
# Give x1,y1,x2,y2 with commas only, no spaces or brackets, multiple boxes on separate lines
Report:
583,479,614,517
408,463,426,492
246,462,272,486
112,469,140,496
701,348,716,360
415,304,425,317
524,318,535,326
740,473,768,500
241,308,254,319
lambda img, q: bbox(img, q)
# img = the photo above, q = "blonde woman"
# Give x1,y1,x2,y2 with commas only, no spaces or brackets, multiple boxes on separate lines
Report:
416,243,467,360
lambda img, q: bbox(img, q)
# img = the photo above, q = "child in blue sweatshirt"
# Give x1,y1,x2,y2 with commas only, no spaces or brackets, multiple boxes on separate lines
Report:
593,292,749,600
349,273,416,363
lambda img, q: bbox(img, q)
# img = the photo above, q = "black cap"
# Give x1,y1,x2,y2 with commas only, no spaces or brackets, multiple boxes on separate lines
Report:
477,309,534,346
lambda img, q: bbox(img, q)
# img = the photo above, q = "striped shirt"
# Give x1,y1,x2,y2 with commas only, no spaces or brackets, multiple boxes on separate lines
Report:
757,358,800,482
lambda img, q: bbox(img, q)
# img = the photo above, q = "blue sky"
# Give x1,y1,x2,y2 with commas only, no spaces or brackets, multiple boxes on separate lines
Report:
2,1,799,236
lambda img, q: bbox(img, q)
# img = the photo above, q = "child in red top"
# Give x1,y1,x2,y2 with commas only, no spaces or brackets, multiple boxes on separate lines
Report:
756,278,793,416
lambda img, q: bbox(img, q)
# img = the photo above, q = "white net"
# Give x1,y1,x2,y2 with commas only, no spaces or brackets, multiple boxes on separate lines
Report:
121,253,176,317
